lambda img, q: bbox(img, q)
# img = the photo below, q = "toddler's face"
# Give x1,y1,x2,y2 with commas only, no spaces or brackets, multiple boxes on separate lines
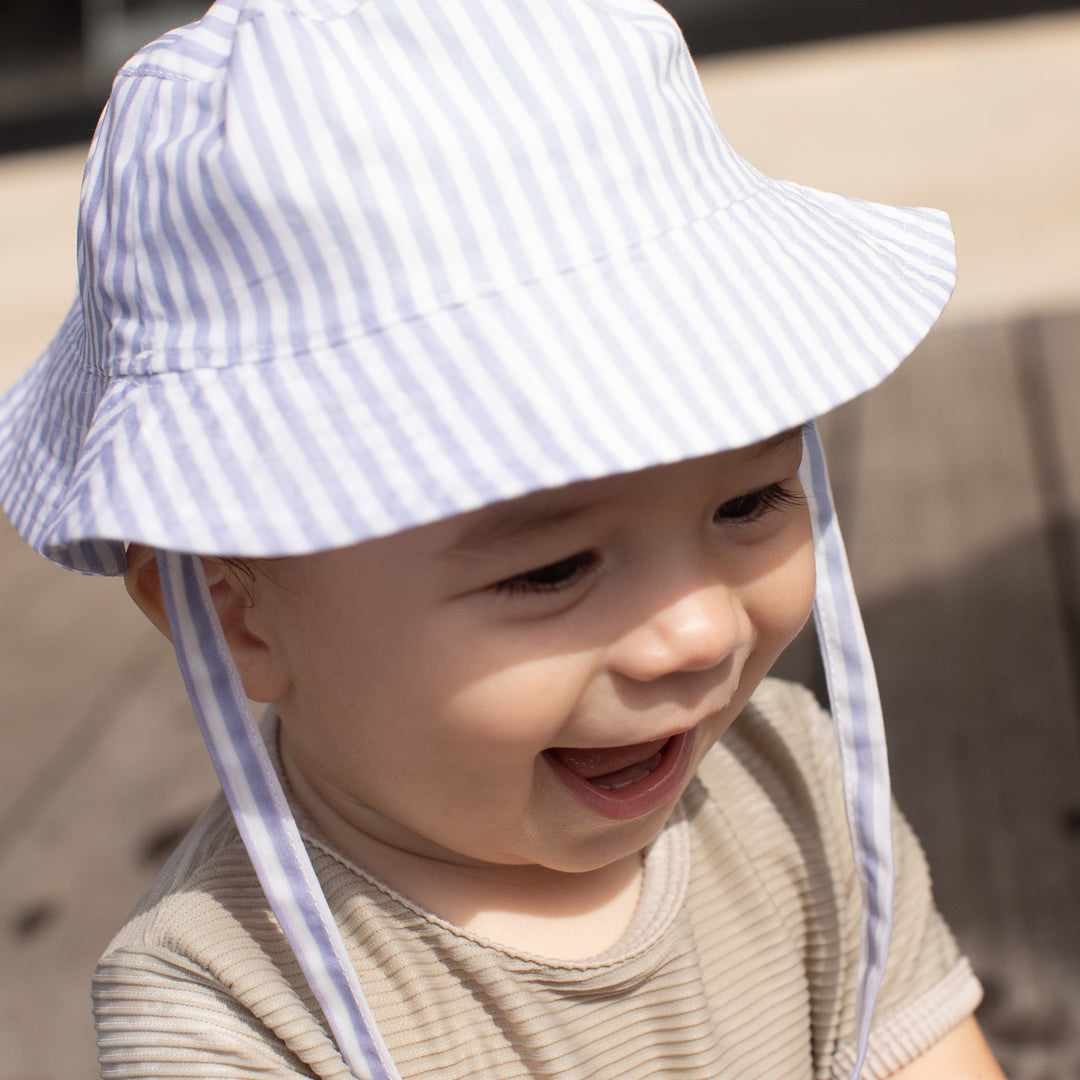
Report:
237,430,815,873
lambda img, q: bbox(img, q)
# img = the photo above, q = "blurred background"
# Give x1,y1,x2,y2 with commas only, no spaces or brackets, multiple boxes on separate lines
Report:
2,2,1079,1078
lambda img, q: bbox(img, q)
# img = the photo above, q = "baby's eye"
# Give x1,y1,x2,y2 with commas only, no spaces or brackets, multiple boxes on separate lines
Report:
714,482,802,523
493,550,598,596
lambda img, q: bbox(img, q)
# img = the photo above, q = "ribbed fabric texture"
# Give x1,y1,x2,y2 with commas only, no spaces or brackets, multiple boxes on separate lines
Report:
93,680,981,1079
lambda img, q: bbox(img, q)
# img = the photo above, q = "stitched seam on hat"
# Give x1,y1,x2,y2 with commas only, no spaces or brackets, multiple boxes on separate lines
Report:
116,185,770,375
116,66,195,84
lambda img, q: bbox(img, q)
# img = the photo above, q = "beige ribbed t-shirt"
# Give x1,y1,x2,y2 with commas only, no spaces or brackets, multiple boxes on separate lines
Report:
93,679,981,1078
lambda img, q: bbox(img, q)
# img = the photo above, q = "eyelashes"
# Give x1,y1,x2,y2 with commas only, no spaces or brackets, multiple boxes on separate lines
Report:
492,482,804,599
493,550,599,596
713,482,804,523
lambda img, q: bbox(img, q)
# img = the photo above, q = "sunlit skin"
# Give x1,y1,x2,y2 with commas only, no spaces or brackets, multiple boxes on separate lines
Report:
126,429,1010,1074
130,431,815,954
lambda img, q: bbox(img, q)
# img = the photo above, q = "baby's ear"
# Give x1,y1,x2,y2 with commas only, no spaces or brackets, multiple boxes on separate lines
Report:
124,545,289,702
124,543,173,640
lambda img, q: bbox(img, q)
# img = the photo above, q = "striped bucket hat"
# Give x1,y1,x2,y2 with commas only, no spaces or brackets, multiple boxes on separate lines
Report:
0,0,955,1077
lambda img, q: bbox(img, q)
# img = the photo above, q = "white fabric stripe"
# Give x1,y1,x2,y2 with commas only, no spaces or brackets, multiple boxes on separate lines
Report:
127,82,195,361
449,4,598,267
216,32,337,364
683,211,822,423
163,100,234,359
614,15,734,213
760,189,941,359
399,1,565,279
175,375,301,550
80,403,180,550
169,110,263,362
157,550,403,1080
209,371,354,550
198,139,301,372
479,286,653,476
609,234,762,446
336,327,506,516
362,3,525,292
0,316,85,529
265,13,439,330
547,5,684,234
519,270,691,463
511,5,641,253
263,357,400,544
391,312,570,492
800,424,895,1080
579,13,712,229
731,194,887,407
85,78,157,373
311,16,473,323
554,248,734,454
799,189,956,312
311,344,469,527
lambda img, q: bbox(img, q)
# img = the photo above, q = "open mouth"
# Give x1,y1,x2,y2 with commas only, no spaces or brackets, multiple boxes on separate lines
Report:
546,738,670,790
543,730,696,820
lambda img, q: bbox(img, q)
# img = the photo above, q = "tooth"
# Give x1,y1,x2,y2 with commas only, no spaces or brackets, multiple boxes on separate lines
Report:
590,752,663,791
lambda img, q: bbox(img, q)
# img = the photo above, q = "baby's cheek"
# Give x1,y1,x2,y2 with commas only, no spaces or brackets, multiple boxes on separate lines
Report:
783,543,817,634
441,656,591,749
746,537,816,670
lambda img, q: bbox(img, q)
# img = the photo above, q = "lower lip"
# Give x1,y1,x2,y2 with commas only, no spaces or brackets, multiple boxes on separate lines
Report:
544,729,697,821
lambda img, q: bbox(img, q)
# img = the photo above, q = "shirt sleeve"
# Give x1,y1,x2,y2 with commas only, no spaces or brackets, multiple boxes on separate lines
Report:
93,944,324,1079
92,806,357,1080
840,804,983,1079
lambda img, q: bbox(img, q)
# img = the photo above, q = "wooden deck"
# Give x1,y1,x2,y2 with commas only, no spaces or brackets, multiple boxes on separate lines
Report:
0,307,1077,1079
776,308,1080,1079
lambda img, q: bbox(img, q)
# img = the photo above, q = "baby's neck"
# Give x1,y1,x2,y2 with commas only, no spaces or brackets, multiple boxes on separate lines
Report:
371,848,646,960
281,741,647,960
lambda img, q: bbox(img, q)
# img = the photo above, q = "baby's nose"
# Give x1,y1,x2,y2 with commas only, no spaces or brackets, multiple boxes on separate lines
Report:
607,581,749,683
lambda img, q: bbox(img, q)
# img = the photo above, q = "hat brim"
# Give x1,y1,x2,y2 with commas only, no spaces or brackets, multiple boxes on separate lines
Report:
0,176,954,574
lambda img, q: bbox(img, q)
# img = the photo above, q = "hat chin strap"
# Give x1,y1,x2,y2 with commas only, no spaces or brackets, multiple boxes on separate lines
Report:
158,423,892,1080
155,548,402,1080
801,420,896,1079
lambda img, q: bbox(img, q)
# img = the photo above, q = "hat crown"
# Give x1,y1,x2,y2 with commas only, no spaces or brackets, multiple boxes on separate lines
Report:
82,0,759,378
0,0,954,575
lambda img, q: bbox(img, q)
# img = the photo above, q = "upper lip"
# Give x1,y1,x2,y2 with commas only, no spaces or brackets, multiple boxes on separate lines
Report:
546,720,700,759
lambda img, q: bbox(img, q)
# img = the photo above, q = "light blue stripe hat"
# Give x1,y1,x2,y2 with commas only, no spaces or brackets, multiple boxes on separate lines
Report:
0,0,954,1076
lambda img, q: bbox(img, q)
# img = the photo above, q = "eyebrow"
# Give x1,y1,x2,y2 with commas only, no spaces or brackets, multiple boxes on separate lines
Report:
760,425,807,455
445,425,806,559
444,494,607,560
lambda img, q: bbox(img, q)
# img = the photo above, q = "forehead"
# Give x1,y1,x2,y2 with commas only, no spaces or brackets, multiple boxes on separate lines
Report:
262,430,804,592
443,429,804,555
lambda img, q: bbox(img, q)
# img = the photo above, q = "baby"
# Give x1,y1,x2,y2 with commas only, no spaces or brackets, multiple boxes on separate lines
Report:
0,0,1004,1076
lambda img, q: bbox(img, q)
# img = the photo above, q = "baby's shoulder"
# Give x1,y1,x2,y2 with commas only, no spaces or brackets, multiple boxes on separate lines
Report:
101,792,266,963
94,793,360,1074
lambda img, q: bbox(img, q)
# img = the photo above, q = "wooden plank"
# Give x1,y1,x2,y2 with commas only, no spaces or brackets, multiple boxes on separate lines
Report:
1019,311,1080,724
0,516,217,1080
0,517,163,832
